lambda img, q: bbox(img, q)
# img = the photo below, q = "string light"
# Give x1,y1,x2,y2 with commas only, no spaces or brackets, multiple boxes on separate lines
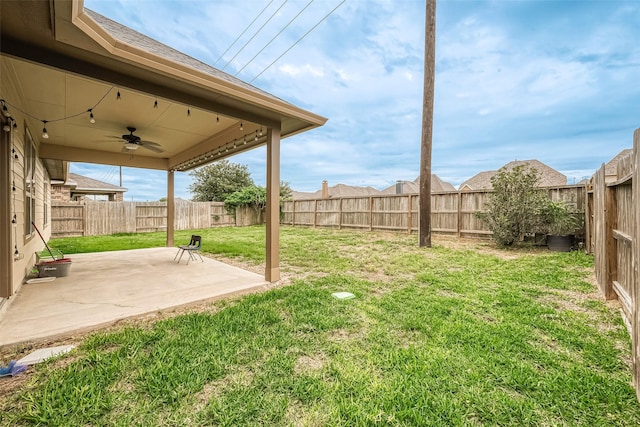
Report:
259,127,263,136
187,107,191,117
116,89,121,100
2,123,9,132
42,120,49,139
216,115,220,124
154,98,158,108
88,109,95,123
254,131,258,141
12,121,17,130
240,122,243,130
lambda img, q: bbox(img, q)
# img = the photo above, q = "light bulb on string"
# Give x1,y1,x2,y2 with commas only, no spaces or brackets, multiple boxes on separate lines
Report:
154,98,158,108
254,131,258,142
240,122,243,130
42,121,49,139
216,115,220,124
187,107,191,117
88,109,95,123
259,127,263,136
116,90,121,100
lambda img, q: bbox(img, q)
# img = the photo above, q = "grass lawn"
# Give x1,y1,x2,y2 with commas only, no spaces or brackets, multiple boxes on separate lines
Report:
1,226,638,426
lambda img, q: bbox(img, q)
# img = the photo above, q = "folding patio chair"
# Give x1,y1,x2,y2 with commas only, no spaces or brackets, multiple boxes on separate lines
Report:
174,235,204,264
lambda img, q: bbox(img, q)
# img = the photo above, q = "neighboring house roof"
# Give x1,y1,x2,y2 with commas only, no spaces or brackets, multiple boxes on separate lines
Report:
379,175,456,194
459,171,495,191
604,149,633,177
459,160,567,190
293,184,380,200
63,173,127,194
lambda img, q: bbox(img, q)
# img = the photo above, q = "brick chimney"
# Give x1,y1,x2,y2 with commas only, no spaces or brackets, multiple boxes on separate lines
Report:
322,180,329,199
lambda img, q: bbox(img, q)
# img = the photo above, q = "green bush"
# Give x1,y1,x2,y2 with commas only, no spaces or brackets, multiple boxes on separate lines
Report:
476,165,549,246
224,186,266,214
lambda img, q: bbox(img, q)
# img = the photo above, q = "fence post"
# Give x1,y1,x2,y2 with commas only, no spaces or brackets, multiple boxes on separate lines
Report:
631,129,640,400
82,203,87,236
313,200,317,228
369,197,373,231
584,185,591,253
604,185,618,300
408,195,413,234
292,201,296,226
339,198,343,230
457,191,462,238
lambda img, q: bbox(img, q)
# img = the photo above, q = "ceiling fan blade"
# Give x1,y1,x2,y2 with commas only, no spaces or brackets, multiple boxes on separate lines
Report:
139,143,164,153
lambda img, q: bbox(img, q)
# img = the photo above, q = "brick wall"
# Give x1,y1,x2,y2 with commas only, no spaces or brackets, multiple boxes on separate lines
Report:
51,185,71,202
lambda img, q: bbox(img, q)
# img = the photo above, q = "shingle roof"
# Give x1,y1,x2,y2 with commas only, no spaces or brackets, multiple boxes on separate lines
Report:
65,173,127,193
459,160,566,190
604,149,633,176
293,184,380,200
379,175,455,194
85,9,286,105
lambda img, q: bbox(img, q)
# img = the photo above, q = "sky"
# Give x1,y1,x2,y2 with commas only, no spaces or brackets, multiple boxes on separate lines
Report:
77,0,640,201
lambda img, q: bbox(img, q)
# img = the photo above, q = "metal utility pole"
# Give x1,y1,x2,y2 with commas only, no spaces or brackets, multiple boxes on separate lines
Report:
419,0,436,247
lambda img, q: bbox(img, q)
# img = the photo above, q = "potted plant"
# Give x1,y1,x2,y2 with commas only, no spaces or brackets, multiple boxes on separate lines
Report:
540,200,578,252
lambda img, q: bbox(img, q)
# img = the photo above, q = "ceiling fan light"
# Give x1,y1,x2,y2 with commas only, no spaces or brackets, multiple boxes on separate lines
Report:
124,143,139,150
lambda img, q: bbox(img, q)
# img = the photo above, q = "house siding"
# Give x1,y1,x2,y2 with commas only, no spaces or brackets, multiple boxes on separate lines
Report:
2,52,51,298
3,127,49,297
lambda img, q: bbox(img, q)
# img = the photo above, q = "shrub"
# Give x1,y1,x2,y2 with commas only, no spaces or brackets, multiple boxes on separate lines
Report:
476,165,549,246
224,186,266,214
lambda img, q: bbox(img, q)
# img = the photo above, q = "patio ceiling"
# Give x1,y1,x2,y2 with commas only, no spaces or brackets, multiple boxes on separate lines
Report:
0,0,327,175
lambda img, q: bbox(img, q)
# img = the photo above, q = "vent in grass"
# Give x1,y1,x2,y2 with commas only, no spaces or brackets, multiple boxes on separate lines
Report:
332,292,355,300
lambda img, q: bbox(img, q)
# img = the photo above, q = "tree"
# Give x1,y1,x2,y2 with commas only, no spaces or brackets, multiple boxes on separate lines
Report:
477,165,549,247
280,181,293,201
188,160,254,202
224,181,293,214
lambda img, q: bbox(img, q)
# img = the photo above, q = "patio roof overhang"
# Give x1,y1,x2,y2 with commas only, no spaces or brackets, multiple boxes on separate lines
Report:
0,0,327,175
1,0,327,285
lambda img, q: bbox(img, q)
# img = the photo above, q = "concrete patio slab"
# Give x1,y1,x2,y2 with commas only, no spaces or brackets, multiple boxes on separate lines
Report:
0,248,267,347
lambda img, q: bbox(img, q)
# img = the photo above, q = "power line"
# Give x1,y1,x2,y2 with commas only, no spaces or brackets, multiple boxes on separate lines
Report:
235,0,315,77
221,0,290,72
214,0,276,67
250,0,346,83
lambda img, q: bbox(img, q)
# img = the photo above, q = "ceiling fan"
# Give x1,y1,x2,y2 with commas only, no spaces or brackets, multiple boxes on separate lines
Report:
109,126,164,153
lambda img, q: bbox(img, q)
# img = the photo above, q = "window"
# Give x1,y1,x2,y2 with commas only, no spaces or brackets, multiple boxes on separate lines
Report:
24,130,36,236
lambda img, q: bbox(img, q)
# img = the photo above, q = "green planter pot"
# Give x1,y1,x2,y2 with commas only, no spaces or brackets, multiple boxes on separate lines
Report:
547,234,575,252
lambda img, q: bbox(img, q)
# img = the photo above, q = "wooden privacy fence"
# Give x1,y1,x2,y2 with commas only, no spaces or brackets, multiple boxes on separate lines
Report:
282,185,586,238
51,200,234,237
590,128,640,400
